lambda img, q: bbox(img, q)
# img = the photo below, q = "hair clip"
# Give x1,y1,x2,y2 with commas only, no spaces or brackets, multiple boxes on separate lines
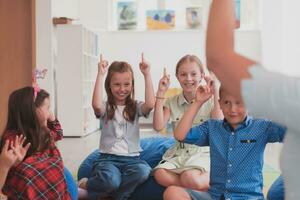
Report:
35,69,48,79
32,68,47,101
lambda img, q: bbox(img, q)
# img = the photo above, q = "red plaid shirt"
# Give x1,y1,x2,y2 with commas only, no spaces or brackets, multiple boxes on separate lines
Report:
2,120,71,200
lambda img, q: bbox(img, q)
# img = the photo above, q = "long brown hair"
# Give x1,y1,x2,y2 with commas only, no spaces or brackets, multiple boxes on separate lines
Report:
104,61,137,122
1,87,52,156
175,54,204,75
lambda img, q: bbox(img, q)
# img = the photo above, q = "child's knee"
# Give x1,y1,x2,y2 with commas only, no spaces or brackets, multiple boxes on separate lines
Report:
134,163,151,182
164,186,191,200
106,175,121,191
153,168,167,179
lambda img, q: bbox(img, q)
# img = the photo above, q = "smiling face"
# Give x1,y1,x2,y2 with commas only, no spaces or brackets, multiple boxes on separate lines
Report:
176,60,204,93
109,71,133,105
219,89,247,129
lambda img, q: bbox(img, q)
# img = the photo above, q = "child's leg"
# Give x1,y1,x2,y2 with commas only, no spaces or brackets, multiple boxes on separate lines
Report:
115,159,151,200
87,162,122,200
164,185,212,200
180,169,210,191
163,186,192,200
153,168,181,187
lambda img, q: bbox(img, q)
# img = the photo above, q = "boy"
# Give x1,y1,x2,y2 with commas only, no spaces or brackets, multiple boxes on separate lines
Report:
163,82,286,200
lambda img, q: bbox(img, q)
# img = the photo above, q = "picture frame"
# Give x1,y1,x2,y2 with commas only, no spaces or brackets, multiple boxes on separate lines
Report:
146,10,175,30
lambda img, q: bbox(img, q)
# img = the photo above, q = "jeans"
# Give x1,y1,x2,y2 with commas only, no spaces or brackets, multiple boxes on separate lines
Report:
87,153,151,200
267,175,285,200
186,189,213,200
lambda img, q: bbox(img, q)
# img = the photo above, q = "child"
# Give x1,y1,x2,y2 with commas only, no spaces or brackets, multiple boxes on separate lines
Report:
153,55,222,191
163,83,286,200
0,136,30,200
206,1,300,199
0,86,71,199
78,54,155,200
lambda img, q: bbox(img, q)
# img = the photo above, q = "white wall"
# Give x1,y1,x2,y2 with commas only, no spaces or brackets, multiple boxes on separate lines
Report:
99,30,261,99
282,0,300,76
36,0,57,111
52,0,79,19
261,0,300,76
36,0,266,105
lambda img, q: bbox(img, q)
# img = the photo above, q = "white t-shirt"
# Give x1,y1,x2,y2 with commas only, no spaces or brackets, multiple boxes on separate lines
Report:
242,64,300,200
109,105,139,156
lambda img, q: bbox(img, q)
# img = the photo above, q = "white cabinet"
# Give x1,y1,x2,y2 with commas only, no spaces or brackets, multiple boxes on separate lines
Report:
56,24,99,137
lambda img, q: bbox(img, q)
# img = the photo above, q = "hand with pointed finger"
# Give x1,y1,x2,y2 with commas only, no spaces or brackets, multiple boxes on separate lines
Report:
98,54,109,75
157,75,170,95
139,53,150,76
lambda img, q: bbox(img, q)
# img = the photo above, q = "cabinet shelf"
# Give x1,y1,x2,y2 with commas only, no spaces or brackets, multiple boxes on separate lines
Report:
56,24,100,137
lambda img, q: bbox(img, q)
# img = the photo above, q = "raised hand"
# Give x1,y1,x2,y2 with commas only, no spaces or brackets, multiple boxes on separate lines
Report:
10,135,31,166
0,140,17,169
139,53,150,75
157,67,170,96
195,82,214,105
98,54,109,75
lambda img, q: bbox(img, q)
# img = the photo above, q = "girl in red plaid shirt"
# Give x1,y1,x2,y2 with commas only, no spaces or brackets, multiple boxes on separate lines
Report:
0,87,71,200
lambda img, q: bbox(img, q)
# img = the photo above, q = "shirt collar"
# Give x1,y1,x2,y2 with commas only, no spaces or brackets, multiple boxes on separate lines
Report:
223,115,252,132
178,92,191,106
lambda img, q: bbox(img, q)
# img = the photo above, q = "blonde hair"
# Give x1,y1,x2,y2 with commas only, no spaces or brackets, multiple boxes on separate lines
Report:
175,54,204,75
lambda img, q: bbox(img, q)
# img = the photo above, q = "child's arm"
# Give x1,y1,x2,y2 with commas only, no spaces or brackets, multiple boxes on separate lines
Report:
139,53,155,115
153,69,171,131
92,54,108,117
0,137,30,193
206,0,255,99
0,140,14,194
174,83,214,141
208,74,223,119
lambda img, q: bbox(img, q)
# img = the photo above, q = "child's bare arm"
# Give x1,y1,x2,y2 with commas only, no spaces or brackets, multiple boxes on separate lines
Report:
153,69,171,131
92,54,108,117
174,84,214,141
139,53,155,115
207,74,223,119
206,0,255,99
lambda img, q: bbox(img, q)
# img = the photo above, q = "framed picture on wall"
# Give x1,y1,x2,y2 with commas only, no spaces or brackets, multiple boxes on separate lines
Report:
146,10,175,30
117,1,137,30
186,6,203,29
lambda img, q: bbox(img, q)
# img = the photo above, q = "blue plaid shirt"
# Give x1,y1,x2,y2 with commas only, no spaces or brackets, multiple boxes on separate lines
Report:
184,116,286,200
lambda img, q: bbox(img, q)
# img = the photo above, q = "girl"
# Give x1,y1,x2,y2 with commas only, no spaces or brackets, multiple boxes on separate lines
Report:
78,54,155,200
153,55,223,191
0,86,71,199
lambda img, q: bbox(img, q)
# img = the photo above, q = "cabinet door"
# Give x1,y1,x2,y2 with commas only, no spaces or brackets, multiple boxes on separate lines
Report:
0,0,35,134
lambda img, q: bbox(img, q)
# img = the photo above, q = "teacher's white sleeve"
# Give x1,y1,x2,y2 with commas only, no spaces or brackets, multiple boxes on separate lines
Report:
241,64,300,132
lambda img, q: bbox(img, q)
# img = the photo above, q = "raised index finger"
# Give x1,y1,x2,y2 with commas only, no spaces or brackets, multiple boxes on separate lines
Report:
163,67,167,77
100,54,103,63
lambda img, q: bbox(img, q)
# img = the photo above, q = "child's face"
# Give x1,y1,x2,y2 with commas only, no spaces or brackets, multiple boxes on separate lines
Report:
219,90,247,129
36,97,51,127
110,71,133,105
176,61,203,93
